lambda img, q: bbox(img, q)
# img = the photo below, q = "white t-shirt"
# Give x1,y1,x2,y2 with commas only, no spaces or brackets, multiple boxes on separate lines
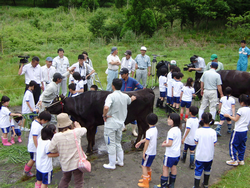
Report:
107,54,121,71
52,56,70,76
41,65,56,83
28,120,43,152
36,138,53,173
0,106,11,128
195,127,217,161
166,72,172,88
21,63,42,85
235,107,250,132
11,119,20,129
75,80,84,91
181,86,195,102
71,93,79,97
121,57,136,74
173,81,183,97
184,117,199,146
165,127,181,157
159,76,167,92
145,126,158,155
22,90,35,114
220,96,235,115
167,79,174,97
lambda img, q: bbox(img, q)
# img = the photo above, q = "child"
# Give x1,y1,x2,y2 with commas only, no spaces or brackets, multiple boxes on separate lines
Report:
10,113,23,144
216,87,235,136
24,111,51,177
181,106,199,169
193,112,217,188
35,124,59,188
166,72,178,114
90,84,98,91
156,68,168,108
68,83,79,97
0,96,22,146
136,113,158,188
172,72,184,112
180,77,196,120
73,72,84,93
224,94,250,166
154,113,181,188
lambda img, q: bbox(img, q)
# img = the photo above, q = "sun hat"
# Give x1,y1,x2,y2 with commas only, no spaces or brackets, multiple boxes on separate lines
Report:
210,54,218,61
170,60,177,65
56,113,73,128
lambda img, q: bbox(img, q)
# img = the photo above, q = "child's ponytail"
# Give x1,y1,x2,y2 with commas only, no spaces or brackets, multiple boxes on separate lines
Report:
199,112,213,126
225,87,232,100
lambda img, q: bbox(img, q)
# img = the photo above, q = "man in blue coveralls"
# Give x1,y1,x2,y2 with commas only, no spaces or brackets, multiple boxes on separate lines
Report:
237,40,250,71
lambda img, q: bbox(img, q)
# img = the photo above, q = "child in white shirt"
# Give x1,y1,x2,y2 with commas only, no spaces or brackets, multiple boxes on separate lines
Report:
73,72,84,93
172,72,183,111
156,68,168,108
10,114,23,144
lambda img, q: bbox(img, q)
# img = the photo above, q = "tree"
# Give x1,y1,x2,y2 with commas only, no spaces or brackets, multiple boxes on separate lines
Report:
88,9,107,37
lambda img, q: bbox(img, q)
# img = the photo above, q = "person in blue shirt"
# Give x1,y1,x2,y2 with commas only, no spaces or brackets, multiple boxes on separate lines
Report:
237,40,250,71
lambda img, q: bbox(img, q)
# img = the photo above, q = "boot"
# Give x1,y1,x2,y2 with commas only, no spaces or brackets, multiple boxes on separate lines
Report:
2,137,12,146
11,137,15,144
227,124,232,134
138,175,149,188
189,153,195,169
131,123,138,137
116,150,124,167
156,98,161,108
194,178,200,188
216,124,222,137
139,170,152,183
35,182,41,188
24,164,35,177
103,154,116,169
165,104,169,113
18,136,22,143
160,100,164,109
203,173,210,188
181,151,187,163
169,174,176,188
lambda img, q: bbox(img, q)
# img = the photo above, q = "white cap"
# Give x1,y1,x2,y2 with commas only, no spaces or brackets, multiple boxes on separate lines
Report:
170,60,176,65
140,46,147,51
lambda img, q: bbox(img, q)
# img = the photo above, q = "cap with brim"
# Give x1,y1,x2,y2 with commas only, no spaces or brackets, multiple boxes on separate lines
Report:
111,47,117,54
210,54,218,61
211,62,218,68
170,60,177,65
140,46,147,51
46,57,53,62
56,113,73,128
124,50,132,55
53,73,65,80
119,68,129,74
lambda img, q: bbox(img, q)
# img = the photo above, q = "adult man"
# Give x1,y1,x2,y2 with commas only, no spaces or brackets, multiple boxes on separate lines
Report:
120,68,143,137
106,47,121,91
52,48,70,96
198,62,224,120
121,50,136,78
41,57,56,90
188,55,206,81
69,54,95,91
135,46,151,88
205,54,224,72
103,78,136,169
18,56,43,104
237,40,250,71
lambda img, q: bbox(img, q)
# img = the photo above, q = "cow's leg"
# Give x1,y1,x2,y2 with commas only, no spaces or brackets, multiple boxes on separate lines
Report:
135,119,148,150
86,128,94,155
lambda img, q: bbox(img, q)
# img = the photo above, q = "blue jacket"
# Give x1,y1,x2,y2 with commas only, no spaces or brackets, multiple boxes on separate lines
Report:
121,77,143,91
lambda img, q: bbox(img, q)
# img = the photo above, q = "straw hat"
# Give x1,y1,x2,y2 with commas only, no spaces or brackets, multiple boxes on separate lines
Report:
56,113,72,128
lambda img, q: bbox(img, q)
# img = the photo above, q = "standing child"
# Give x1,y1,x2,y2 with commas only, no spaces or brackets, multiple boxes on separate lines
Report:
136,113,158,188
165,65,176,100
193,112,217,188
35,124,59,188
0,96,22,146
224,94,250,166
154,113,181,188
216,87,235,136
166,72,177,114
73,72,84,93
181,106,199,169
172,72,184,112
180,77,196,120
156,68,168,108
24,111,51,177
10,113,23,144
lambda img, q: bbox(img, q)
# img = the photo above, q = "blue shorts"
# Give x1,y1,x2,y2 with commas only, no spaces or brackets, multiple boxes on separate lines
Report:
173,97,180,104
184,143,196,151
163,156,180,167
167,96,173,104
160,92,166,98
1,127,10,134
181,101,192,108
11,128,21,136
141,154,156,167
220,114,231,121
36,170,53,185
195,160,213,177
30,152,36,161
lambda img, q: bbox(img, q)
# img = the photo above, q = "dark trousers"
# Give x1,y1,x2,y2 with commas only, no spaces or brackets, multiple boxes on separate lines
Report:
84,84,88,92
58,169,84,188
25,84,41,104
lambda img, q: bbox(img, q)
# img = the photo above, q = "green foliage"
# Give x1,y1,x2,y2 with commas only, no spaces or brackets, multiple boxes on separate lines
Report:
82,0,99,11
115,0,126,8
0,145,29,164
88,9,107,38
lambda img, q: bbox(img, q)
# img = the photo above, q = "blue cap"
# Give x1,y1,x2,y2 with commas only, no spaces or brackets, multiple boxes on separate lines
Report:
211,62,218,68
46,57,53,62
111,47,117,54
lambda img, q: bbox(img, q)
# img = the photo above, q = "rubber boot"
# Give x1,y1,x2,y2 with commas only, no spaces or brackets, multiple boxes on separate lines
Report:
2,137,12,146
169,174,176,188
160,100,164,109
216,124,222,137
131,124,138,137
156,98,161,108
18,136,22,143
227,124,232,134
138,175,149,188
165,104,169,113
194,178,200,188
181,151,187,163
24,164,35,177
35,182,42,188
203,173,210,188
11,137,15,144
116,150,124,167
139,170,152,183
189,153,195,169
103,154,116,169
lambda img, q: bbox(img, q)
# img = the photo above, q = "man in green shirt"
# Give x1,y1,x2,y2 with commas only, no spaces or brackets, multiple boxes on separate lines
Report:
205,54,224,72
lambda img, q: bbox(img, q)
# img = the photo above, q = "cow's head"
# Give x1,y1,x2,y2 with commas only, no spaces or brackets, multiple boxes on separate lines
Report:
45,94,66,115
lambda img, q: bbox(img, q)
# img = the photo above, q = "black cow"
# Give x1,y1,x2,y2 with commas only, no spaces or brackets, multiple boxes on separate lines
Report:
46,89,155,153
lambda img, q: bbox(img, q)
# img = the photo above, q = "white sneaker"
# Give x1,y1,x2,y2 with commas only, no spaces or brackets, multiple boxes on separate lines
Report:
238,160,245,165
103,163,116,169
226,160,238,166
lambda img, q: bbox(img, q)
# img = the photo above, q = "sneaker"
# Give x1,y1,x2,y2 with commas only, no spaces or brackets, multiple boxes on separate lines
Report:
226,160,238,166
238,161,245,165
23,127,30,132
24,171,35,177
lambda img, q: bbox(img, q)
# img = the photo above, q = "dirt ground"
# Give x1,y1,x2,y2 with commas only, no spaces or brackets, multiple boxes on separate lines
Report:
3,87,250,188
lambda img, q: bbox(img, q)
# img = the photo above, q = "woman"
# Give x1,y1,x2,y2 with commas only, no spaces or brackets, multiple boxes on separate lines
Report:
49,113,87,188
82,51,94,90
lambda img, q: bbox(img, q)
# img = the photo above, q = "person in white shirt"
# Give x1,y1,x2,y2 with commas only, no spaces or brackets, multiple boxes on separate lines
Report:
106,47,121,91
22,81,38,115
68,83,79,98
224,94,250,166
136,113,158,188
166,72,177,114
194,112,217,188
120,50,136,78
41,57,56,91
216,87,235,136
154,113,181,188
181,106,199,169
82,51,94,90
10,115,23,144
18,56,43,104
172,72,184,111
52,48,70,97
156,68,168,108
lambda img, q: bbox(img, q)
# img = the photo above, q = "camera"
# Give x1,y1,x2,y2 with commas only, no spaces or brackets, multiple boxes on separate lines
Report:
18,55,30,64
183,63,195,71
81,76,90,81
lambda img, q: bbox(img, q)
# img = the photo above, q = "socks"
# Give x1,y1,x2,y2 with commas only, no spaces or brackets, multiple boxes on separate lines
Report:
227,124,232,133
160,176,168,188
185,114,188,119
180,114,183,120
190,153,195,165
